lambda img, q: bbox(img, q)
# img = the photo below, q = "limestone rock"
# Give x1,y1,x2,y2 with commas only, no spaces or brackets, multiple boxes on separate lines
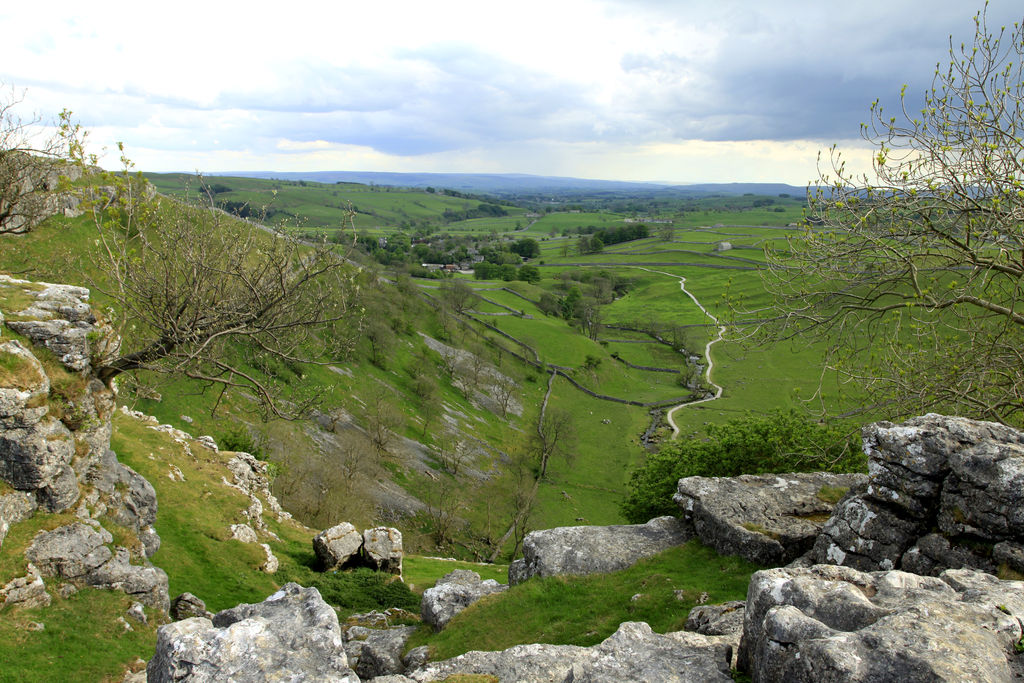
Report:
86,547,169,611
686,600,745,637
408,621,733,683
509,516,691,584
231,523,259,543
738,564,1024,681
0,564,51,610
170,592,211,621
148,583,358,683
811,414,1024,575
26,523,169,611
354,626,417,679
0,340,50,429
1,275,112,373
420,570,507,631
82,448,159,548
259,543,278,574
314,522,363,570
0,417,76,501
0,490,37,548
362,526,403,576
26,522,113,579
674,472,865,566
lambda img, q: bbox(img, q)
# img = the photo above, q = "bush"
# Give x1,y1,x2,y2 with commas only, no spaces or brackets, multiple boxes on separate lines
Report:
620,410,865,523
218,425,266,459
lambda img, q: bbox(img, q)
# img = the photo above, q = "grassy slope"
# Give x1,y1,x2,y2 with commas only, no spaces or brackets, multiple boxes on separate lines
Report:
407,541,761,659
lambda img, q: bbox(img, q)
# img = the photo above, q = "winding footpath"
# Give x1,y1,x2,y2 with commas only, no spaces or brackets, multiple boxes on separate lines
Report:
633,268,726,438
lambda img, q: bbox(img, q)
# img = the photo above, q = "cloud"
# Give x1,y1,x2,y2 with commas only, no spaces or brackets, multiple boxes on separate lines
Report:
2,0,1020,182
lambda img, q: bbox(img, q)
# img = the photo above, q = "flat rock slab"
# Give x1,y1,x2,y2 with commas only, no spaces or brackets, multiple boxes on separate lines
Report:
508,516,691,584
739,564,1024,682
408,621,733,683
674,471,866,566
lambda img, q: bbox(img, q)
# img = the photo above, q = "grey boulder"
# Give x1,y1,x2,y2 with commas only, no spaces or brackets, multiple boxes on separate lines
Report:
148,583,358,682
25,522,169,610
509,516,691,584
362,526,403,576
314,522,363,571
420,569,507,630
738,564,1024,682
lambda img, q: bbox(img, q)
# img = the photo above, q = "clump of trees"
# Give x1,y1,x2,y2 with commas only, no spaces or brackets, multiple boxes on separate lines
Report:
755,8,1024,425
620,410,865,523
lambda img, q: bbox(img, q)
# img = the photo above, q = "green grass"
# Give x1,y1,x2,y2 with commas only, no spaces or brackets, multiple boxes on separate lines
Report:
407,541,760,659
403,557,509,593
0,589,160,683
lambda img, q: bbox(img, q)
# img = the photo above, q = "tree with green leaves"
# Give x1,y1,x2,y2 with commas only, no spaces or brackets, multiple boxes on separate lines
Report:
754,8,1024,425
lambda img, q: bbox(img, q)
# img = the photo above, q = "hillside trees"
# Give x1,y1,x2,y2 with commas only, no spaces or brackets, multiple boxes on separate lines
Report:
756,9,1024,425
74,146,362,419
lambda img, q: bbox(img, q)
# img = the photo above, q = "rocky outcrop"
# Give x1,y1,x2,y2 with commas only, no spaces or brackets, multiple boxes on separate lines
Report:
738,564,1024,682
811,414,1024,574
420,569,507,631
508,516,691,584
314,522,404,576
408,621,734,683
674,471,866,566
0,276,170,613
25,522,169,610
148,583,359,682
0,563,50,610
2,275,114,374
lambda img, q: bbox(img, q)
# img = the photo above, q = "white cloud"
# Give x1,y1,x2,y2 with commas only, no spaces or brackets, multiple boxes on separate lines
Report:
1,0,1018,182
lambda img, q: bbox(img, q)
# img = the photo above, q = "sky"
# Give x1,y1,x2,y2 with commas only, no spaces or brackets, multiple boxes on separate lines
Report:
2,0,1021,185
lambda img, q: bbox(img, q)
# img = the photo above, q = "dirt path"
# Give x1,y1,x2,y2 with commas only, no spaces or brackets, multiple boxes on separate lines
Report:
633,267,725,438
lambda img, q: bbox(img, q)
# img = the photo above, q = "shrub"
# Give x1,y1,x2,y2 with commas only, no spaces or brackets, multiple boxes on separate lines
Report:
620,410,865,523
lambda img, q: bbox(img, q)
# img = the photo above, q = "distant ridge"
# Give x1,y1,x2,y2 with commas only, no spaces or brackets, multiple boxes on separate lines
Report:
212,171,806,198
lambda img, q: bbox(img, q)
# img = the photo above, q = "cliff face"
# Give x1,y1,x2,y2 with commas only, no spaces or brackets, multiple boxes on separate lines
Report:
0,274,167,610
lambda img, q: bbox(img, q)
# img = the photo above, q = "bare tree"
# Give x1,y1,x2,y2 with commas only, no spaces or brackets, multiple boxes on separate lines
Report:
434,429,472,475
70,150,362,419
752,8,1024,424
530,407,576,479
494,373,519,419
366,387,406,457
0,88,75,235
441,278,476,314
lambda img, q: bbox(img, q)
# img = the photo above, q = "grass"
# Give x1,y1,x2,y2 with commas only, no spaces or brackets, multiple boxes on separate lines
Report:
0,589,159,683
815,485,849,505
406,541,760,659
0,344,44,390
403,557,509,593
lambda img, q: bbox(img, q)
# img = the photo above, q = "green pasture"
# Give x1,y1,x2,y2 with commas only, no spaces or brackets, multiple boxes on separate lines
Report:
525,212,630,235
